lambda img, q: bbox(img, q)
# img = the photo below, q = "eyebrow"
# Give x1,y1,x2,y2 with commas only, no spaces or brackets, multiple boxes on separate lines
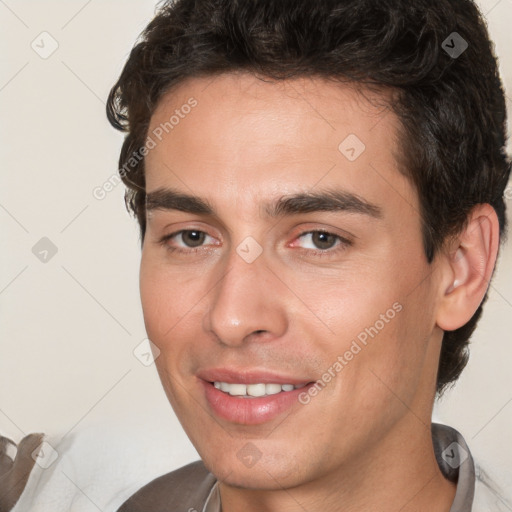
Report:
145,187,382,219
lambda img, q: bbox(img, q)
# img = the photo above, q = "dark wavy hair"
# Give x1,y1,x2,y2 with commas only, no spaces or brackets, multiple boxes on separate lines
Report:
107,0,511,396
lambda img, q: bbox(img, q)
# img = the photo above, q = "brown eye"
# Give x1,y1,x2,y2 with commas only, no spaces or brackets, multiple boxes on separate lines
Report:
297,231,344,250
310,232,338,250
180,230,206,247
292,230,352,258
158,229,216,254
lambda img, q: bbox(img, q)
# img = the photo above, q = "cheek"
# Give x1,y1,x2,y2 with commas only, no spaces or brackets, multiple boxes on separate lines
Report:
298,270,400,353
139,254,213,391
140,260,195,402
312,265,434,403
140,256,200,344
345,286,436,411
139,265,172,343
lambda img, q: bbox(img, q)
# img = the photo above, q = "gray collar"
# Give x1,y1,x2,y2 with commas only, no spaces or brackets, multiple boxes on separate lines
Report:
432,422,475,511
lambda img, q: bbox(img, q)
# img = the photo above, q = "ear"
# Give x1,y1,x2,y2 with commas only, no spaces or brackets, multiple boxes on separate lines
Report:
436,204,500,331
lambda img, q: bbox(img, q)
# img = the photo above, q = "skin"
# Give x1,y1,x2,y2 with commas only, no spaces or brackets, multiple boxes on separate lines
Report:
139,72,499,512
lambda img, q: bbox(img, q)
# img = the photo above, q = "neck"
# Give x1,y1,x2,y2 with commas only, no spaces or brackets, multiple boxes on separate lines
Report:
219,417,457,512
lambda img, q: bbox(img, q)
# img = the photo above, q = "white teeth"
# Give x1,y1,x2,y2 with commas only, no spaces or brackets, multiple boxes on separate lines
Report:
213,382,302,397
228,384,247,396
247,383,266,397
265,383,282,395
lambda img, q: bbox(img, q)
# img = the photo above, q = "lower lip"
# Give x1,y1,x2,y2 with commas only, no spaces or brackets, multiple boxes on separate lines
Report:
201,380,313,425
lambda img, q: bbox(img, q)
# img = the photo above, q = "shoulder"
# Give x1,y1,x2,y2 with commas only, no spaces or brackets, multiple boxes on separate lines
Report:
473,464,512,512
117,460,216,512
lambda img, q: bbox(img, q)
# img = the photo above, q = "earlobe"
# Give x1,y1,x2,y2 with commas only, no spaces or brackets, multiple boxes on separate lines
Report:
436,204,500,331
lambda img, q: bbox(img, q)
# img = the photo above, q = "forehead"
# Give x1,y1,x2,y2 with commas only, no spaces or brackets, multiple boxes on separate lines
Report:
148,72,395,150
145,72,416,219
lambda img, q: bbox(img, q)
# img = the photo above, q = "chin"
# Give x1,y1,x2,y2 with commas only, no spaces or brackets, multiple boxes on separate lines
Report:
200,449,307,490
211,465,299,490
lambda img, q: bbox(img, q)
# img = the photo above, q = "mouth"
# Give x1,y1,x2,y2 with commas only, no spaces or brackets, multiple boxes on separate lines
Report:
197,369,315,425
212,381,307,398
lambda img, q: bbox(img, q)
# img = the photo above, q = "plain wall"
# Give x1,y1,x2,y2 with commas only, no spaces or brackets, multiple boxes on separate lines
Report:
1,0,511,502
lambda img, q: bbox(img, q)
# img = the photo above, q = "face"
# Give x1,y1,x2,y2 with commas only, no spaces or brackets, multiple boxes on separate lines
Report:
140,72,444,489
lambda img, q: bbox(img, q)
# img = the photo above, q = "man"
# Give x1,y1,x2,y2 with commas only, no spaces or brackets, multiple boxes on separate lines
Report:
106,0,511,510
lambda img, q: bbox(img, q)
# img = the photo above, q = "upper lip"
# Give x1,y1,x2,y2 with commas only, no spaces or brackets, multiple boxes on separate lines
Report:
197,368,313,385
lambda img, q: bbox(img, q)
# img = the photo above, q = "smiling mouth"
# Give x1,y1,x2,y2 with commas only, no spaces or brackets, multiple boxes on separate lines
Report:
211,381,309,398
201,378,316,424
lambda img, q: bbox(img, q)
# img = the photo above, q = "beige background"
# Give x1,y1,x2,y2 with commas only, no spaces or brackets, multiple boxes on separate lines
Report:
1,0,511,506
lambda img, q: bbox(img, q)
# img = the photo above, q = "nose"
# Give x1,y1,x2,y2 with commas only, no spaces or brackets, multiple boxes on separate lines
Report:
203,244,288,347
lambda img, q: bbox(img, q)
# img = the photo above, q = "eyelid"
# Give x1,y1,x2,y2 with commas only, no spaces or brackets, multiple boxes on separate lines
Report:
158,226,353,259
159,228,219,249
288,221,354,243
288,230,353,256
293,229,351,245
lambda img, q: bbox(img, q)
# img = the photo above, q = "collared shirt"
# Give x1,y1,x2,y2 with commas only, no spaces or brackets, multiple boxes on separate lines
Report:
117,422,511,512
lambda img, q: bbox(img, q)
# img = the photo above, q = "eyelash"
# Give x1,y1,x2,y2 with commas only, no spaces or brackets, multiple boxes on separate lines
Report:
157,229,352,258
